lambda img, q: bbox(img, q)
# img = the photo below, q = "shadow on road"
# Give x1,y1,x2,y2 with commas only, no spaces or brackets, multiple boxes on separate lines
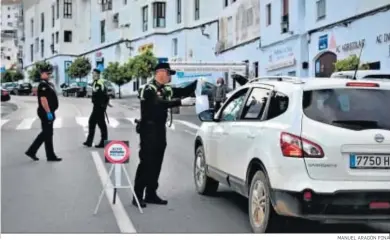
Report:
212,190,383,233
1,102,18,118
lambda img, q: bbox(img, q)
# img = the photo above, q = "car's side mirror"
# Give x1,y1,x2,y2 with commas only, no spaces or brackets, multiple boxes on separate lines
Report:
198,109,215,122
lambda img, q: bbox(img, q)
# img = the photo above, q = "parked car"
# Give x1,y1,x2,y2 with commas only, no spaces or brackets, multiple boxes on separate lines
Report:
61,82,87,97
1,87,10,101
17,82,33,95
86,80,115,98
31,82,39,96
194,76,390,233
2,82,18,95
330,70,390,80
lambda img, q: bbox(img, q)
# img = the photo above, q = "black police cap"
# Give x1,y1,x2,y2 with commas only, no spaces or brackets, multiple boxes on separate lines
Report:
155,62,176,75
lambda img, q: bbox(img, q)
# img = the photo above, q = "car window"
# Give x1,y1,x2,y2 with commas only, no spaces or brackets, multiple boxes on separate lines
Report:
332,75,353,79
363,74,390,80
303,88,390,131
265,91,289,120
220,89,248,122
241,88,271,120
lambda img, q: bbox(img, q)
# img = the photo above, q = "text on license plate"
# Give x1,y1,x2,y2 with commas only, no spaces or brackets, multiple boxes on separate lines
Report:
350,154,390,169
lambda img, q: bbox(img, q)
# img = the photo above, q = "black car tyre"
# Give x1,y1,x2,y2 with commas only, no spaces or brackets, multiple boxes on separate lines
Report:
248,171,285,233
193,145,219,195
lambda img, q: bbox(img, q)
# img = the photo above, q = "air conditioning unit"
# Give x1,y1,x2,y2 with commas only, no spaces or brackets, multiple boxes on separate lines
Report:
113,13,119,23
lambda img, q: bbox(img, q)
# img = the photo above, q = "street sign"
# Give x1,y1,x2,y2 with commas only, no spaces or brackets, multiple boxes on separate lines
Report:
95,140,143,214
104,140,130,164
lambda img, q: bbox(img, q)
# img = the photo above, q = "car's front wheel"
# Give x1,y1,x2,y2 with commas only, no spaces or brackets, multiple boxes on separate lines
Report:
248,171,282,233
193,145,219,195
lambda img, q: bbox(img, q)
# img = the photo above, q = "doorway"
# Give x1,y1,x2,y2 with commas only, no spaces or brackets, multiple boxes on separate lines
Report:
315,52,337,77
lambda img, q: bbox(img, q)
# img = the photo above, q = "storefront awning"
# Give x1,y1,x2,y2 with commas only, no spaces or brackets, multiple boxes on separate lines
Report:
169,62,247,74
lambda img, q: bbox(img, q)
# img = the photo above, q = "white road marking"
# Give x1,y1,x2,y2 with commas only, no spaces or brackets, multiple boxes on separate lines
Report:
126,118,135,125
1,119,9,127
91,151,137,233
53,118,62,128
174,120,200,130
76,117,89,128
108,118,119,128
16,117,36,130
83,127,89,137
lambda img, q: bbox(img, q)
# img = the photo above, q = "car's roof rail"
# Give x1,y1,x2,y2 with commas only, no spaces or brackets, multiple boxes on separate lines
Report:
248,76,303,84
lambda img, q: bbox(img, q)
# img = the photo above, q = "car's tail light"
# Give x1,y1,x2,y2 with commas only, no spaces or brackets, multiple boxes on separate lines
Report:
280,132,324,158
346,82,379,87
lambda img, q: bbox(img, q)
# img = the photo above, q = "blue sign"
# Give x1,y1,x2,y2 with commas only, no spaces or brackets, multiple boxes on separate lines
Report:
96,62,104,72
318,35,328,51
64,61,72,84
0,66,5,73
158,57,168,63
175,71,212,79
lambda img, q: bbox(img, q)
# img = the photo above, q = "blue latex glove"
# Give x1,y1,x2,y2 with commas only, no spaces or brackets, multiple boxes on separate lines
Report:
47,112,53,121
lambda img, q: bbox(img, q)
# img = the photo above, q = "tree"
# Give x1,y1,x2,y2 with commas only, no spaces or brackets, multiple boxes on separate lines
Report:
1,70,24,83
28,61,53,82
334,54,369,72
67,57,92,82
131,50,158,81
102,61,133,98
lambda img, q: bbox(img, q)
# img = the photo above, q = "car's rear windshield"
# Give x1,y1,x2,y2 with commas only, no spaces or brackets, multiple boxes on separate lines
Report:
303,88,390,131
363,74,390,80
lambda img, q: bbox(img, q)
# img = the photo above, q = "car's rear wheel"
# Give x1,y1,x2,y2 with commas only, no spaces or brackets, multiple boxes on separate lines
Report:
249,171,282,233
193,146,219,195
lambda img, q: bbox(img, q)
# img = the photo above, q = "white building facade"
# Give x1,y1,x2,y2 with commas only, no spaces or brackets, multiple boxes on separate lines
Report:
22,0,263,94
1,0,22,71
259,0,390,78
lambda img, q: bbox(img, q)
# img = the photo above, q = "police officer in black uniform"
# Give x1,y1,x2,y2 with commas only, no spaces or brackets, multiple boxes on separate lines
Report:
83,69,110,148
133,62,197,208
25,66,62,161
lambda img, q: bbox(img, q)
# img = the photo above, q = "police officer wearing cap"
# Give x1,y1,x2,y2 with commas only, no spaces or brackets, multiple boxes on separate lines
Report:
133,62,197,208
83,68,111,148
26,66,61,161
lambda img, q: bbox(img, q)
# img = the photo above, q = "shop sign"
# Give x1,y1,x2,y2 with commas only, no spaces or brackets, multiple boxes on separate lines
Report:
336,39,365,53
376,33,390,44
267,57,296,71
318,35,328,51
138,43,153,53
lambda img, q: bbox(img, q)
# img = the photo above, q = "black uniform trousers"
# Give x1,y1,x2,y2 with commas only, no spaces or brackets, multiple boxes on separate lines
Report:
214,101,222,112
85,106,108,144
134,122,167,199
27,111,56,158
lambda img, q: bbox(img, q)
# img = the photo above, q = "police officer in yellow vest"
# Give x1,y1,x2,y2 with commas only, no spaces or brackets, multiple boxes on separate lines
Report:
83,68,110,148
133,62,197,208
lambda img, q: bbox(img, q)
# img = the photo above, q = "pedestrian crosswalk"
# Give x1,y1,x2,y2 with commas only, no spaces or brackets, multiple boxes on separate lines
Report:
0,117,198,132
1,117,138,131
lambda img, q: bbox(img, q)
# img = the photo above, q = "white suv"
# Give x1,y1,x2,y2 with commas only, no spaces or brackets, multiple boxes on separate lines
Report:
193,76,390,233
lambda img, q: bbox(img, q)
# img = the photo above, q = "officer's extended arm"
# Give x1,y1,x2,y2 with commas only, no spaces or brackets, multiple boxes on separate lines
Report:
171,80,197,98
142,86,182,108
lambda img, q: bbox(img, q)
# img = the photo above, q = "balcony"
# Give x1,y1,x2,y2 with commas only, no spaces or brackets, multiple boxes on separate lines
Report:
281,14,289,33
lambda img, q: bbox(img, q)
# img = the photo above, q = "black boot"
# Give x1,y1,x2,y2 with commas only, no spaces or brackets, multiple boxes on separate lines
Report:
83,142,92,147
25,151,39,161
95,140,105,148
145,193,168,205
132,198,147,208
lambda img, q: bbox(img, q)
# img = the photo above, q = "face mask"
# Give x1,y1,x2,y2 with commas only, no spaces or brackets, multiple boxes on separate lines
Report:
217,83,221,86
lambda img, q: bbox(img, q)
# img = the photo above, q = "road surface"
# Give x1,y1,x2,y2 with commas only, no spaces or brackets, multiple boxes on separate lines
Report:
1,96,389,233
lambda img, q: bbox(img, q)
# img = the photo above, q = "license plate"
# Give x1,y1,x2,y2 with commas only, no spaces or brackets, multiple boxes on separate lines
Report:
350,154,390,169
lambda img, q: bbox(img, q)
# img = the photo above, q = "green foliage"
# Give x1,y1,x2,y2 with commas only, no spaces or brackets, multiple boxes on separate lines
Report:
67,57,92,80
1,70,24,83
334,54,369,72
131,50,158,80
28,61,53,82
